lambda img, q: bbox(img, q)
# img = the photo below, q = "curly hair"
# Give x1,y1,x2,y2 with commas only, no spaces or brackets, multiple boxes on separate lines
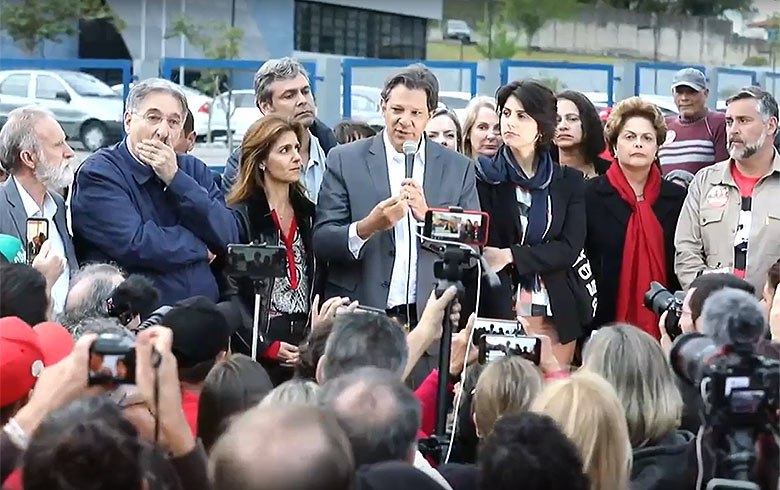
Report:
556,90,607,165
604,96,667,156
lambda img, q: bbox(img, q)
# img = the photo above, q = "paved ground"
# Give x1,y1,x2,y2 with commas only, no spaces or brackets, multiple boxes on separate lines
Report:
73,141,234,172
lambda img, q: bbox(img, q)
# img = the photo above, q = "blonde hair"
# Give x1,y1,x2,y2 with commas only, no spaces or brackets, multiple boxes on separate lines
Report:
532,371,632,490
603,96,667,156
260,379,321,408
472,356,543,437
582,324,683,448
462,96,497,158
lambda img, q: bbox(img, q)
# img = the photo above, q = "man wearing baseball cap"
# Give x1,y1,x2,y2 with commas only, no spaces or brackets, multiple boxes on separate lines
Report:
0,317,73,424
658,67,728,176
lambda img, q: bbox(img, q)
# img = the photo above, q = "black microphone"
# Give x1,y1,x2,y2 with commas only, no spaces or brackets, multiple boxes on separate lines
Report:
106,274,161,325
402,140,416,180
701,288,767,347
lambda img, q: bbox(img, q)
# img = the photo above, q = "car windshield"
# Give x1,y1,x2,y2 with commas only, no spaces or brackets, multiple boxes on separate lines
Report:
59,72,117,97
449,20,467,29
439,95,470,110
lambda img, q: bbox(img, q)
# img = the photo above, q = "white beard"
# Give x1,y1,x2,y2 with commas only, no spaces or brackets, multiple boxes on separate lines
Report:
35,155,75,192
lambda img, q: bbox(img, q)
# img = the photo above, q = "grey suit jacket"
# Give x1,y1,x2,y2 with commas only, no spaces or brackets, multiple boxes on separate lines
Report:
313,132,481,318
0,177,78,272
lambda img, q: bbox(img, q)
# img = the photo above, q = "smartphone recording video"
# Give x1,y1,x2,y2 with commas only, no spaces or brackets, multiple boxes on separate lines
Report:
478,335,542,365
25,218,49,265
472,317,524,345
88,334,136,385
226,244,287,280
423,209,489,247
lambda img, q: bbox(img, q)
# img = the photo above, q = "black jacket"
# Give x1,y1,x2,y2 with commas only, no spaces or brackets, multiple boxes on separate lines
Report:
221,118,337,192
476,161,588,344
631,430,697,490
584,176,686,329
224,187,321,354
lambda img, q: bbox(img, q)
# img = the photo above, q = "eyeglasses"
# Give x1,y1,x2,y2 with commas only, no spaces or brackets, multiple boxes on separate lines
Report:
135,111,183,129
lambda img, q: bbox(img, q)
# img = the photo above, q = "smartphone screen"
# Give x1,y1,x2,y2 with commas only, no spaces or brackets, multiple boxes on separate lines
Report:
472,317,523,345
25,218,49,265
479,335,542,365
423,209,489,247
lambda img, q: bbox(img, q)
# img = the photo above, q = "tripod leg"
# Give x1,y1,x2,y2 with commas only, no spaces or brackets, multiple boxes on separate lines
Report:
252,292,261,359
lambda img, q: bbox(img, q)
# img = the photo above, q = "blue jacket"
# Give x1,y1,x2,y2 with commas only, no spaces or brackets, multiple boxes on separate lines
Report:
71,141,239,306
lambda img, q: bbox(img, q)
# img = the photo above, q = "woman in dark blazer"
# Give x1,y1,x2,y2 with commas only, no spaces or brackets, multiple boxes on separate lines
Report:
224,115,320,386
478,80,588,366
585,97,686,339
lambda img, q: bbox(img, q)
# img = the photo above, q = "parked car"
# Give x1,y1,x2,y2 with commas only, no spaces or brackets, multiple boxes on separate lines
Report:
438,90,473,123
444,19,472,44
112,83,229,141
342,85,385,129
0,69,124,151
211,89,261,142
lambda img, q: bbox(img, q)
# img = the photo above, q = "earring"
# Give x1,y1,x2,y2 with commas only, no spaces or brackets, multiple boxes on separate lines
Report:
259,165,266,171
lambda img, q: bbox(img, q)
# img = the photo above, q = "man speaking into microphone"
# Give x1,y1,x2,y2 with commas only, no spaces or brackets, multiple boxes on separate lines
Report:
314,65,480,381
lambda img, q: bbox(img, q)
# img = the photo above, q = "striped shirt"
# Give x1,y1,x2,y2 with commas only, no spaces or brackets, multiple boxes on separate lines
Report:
658,111,728,176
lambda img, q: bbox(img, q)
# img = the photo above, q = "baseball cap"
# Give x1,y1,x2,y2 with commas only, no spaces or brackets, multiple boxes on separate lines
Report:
0,234,25,264
672,68,708,92
162,296,235,369
0,317,73,407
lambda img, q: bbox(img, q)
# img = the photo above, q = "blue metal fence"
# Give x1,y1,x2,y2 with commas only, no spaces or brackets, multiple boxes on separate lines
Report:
500,60,616,107
634,61,707,96
159,57,318,92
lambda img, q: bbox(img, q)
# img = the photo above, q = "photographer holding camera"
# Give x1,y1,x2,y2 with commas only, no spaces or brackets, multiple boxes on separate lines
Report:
223,115,325,386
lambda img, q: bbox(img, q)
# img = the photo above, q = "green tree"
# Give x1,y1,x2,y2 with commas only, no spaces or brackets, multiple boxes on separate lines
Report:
475,23,520,59
501,0,581,48
167,18,244,149
594,0,753,15
0,0,124,57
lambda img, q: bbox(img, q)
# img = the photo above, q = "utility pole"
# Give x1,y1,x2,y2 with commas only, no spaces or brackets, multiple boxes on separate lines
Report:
487,0,494,58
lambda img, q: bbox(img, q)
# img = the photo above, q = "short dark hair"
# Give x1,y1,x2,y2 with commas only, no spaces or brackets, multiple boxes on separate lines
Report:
320,367,421,467
0,263,48,326
197,354,274,453
333,120,377,145
726,86,779,122
23,396,145,490
496,80,558,150
768,261,780,292
479,412,590,490
689,273,756,323
183,108,195,135
296,320,334,381
179,359,217,385
556,90,607,166
381,64,439,113
320,312,408,382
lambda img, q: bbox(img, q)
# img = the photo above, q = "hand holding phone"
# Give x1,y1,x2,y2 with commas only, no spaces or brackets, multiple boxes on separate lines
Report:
25,217,49,265
30,241,65,286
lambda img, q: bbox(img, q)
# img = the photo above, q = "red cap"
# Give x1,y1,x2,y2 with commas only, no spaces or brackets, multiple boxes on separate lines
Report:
0,317,72,407
33,322,74,366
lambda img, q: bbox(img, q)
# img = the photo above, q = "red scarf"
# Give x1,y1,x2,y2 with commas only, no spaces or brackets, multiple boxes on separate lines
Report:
606,162,667,339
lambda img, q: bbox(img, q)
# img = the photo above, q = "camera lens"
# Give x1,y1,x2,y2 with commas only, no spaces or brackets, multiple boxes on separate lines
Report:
644,281,675,316
670,332,718,386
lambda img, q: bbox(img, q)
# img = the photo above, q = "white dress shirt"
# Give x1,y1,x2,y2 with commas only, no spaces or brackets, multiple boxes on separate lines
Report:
348,131,426,308
13,177,70,314
302,132,327,204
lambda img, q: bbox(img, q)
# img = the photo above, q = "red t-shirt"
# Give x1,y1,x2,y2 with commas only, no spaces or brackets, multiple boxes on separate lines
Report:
729,164,761,279
730,164,761,198
181,389,200,436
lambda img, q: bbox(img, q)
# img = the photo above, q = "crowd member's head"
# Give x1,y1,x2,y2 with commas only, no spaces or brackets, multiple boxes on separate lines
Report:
0,317,72,424
69,316,133,341
296,320,334,380
0,262,49,325
316,311,408,383
124,78,188,154
582,324,683,448
320,367,421,467
260,378,321,408
0,234,25,263
197,353,274,453
334,120,377,144
671,68,710,121
555,90,608,175
173,108,196,154
162,296,233,386
22,396,152,490
604,96,666,171
254,57,316,128
227,115,306,206
682,273,755,333
764,261,780,310
725,86,779,163
472,356,543,438
701,288,768,347
532,371,632,490
425,107,463,152
58,263,125,331
356,461,448,490
0,105,76,192
462,96,501,159
496,80,557,157
209,405,354,490
380,63,439,153
479,412,590,490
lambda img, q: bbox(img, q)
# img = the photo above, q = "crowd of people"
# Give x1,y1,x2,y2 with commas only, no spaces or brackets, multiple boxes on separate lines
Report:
0,56,779,490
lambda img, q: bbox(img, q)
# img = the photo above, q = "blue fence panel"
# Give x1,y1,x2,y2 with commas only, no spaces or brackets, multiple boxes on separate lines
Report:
341,59,478,119
159,57,318,92
499,60,615,107
716,68,758,106
634,62,706,96
766,72,780,102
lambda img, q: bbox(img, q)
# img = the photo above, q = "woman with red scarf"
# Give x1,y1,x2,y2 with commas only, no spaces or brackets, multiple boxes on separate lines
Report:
584,97,686,339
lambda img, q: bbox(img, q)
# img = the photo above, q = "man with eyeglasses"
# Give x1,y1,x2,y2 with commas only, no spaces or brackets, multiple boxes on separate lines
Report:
70,78,239,306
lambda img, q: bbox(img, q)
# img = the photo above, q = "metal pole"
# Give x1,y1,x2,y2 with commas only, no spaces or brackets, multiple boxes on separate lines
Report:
179,0,185,85
161,0,167,59
653,13,659,94
487,0,494,59
459,40,465,91
773,49,777,98
141,0,147,61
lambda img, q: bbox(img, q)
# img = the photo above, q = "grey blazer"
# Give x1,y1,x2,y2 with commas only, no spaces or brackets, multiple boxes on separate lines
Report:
313,132,481,318
0,177,78,272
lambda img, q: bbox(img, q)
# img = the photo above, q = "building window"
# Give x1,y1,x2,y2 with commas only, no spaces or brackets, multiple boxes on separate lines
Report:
295,1,427,59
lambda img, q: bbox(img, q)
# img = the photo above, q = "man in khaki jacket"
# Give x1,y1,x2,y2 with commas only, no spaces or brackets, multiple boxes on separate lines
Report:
675,86,780,295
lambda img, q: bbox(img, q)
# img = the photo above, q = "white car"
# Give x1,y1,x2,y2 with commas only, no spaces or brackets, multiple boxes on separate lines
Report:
438,91,473,123
112,83,229,140
212,89,261,143
343,85,384,128
583,92,679,117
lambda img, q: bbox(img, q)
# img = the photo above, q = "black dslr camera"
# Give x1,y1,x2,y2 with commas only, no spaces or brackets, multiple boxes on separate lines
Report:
644,281,686,340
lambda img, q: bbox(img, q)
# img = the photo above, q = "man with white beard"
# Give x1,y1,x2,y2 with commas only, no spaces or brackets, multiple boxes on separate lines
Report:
675,86,780,296
0,106,78,314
